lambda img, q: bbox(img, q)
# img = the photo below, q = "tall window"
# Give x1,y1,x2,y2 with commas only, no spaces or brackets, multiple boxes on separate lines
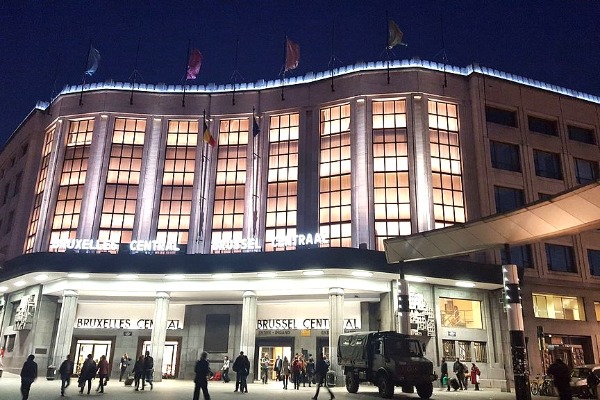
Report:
595,302,600,321
98,118,146,246
489,140,521,172
545,243,576,273
494,186,524,213
533,293,585,320
25,126,56,252
534,149,563,180
265,113,299,251
320,104,351,247
50,119,94,248
442,340,456,359
157,120,198,246
211,119,248,253
429,100,465,228
574,158,598,184
474,342,488,363
372,100,410,250
588,249,600,277
458,341,471,361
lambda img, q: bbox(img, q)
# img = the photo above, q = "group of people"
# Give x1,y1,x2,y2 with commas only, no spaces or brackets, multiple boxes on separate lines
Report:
440,357,480,391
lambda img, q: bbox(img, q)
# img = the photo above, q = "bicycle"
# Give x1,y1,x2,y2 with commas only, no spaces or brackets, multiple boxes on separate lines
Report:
531,374,554,396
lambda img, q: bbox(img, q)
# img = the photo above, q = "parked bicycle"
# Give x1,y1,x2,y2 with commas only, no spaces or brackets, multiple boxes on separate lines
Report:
530,374,554,396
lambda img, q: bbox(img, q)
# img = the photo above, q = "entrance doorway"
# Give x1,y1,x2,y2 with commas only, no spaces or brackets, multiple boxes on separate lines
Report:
73,339,113,375
316,337,330,361
142,340,179,378
256,337,294,382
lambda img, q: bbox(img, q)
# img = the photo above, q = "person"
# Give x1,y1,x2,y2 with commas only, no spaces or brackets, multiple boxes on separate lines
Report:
463,362,469,389
312,352,334,400
274,355,282,381
59,354,74,397
193,351,211,400
222,355,231,383
20,354,38,400
452,358,465,390
260,352,270,384
78,354,96,394
587,370,599,399
142,350,154,390
119,353,130,382
547,358,572,400
282,356,290,389
292,355,302,389
470,363,481,391
232,350,249,393
96,355,109,393
440,357,450,391
133,355,145,391
306,356,315,387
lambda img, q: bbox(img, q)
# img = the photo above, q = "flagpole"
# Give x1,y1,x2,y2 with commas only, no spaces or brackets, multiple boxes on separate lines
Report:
48,52,61,114
232,38,239,106
80,40,92,106
130,38,141,105
330,18,336,92
252,106,260,237
386,11,391,85
281,34,286,101
440,14,448,88
198,109,209,245
182,40,191,107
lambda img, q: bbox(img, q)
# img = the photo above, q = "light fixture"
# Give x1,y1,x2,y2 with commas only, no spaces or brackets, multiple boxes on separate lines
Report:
455,281,476,288
68,273,90,279
405,276,426,283
257,272,277,278
117,274,138,280
34,274,49,282
0,286,8,292
351,270,373,278
165,274,185,280
212,273,232,280
14,280,26,287
303,270,324,276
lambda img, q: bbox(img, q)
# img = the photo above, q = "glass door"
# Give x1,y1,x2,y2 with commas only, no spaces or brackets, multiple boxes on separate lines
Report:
74,340,112,375
143,341,179,378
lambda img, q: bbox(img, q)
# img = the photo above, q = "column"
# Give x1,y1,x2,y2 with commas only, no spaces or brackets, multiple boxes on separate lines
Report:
52,290,78,367
240,291,257,382
397,275,410,334
149,292,170,383
412,95,434,233
329,287,344,385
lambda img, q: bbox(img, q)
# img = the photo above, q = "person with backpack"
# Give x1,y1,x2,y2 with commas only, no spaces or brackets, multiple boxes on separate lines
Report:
78,354,96,395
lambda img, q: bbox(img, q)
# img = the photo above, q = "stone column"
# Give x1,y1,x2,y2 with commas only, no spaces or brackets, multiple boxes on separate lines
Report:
52,290,78,367
240,291,257,382
149,292,170,382
329,287,344,385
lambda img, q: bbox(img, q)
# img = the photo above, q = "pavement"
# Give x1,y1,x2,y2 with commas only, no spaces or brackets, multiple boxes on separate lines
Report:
0,371,553,400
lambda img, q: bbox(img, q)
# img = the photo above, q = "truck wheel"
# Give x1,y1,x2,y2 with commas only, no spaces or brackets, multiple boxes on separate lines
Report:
345,373,359,393
377,376,394,399
416,382,433,399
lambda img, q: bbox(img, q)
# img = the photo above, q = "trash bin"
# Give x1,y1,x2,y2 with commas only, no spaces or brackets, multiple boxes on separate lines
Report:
326,370,336,387
46,365,56,380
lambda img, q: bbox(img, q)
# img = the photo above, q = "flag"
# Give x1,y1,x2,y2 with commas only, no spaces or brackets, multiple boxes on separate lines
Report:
203,120,216,147
387,20,407,49
252,116,260,137
285,38,300,72
186,48,203,80
85,46,101,76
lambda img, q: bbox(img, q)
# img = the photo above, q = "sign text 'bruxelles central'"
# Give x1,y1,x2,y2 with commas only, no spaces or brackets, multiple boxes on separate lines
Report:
76,318,182,330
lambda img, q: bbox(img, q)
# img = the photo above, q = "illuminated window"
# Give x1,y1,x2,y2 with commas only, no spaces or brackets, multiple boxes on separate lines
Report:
265,113,299,251
157,120,198,246
429,100,465,228
595,302,600,321
372,100,411,250
533,293,585,321
458,341,471,361
440,298,483,329
211,118,248,253
98,118,146,246
442,340,456,359
474,342,488,363
320,104,351,247
25,125,56,253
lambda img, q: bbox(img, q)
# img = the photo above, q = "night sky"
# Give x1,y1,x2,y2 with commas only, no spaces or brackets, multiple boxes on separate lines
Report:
1,1,599,146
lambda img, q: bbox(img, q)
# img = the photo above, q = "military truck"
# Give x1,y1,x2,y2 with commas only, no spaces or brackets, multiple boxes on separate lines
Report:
338,331,435,399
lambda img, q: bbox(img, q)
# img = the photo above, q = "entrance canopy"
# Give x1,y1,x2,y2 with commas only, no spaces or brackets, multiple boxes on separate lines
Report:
385,181,600,263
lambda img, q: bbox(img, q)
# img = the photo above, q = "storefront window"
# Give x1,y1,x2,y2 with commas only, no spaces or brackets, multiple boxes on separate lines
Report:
533,293,585,321
440,298,483,329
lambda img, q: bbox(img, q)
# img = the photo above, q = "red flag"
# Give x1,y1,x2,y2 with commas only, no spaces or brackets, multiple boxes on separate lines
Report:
186,48,203,80
285,38,300,72
203,121,216,147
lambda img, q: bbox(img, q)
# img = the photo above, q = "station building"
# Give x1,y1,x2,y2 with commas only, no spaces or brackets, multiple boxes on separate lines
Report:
0,59,599,387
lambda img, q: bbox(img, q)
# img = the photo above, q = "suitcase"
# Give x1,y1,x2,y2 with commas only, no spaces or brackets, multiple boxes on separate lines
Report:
124,375,134,386
450,378,460,390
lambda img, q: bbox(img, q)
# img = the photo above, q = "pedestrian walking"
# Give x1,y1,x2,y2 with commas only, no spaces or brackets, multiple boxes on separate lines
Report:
133,355,145,391
440,357,450,391
292,355,302,389
282,356,290,389
547,358,573,400
453,358,465,390
232,351,249,393
58,354,74,397
193,351,211,400
119,353,130,382
470,363,481,391
20,354,38,400
274,355,282,381
221,355,231,383
96,355,109,393
311,353,334,400
306,356,315,387
78,354,96,394
142,350,154,390
260,352,270,384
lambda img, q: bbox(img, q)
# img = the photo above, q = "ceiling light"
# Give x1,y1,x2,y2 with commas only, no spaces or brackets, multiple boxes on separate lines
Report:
0,286,8,292
68,273,90,279
257,272,277,278
455,281,476,288
352,270,373,278
303,270,324,276
212,273,232,279
405,276,426,283
34,274,49,281
14,280,26,287
165,274,185,280
117,274,138,280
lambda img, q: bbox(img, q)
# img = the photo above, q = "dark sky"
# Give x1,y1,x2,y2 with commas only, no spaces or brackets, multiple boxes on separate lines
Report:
1,1,599,146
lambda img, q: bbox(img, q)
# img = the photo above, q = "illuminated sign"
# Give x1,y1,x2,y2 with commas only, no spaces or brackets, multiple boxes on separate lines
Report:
49,239,180,253
211,232,329,251
75,318,182,330
211,238,261,251
272,233,329,248
256,318,359,330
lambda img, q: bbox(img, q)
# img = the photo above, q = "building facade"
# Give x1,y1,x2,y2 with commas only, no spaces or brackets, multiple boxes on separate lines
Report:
0,59,599,387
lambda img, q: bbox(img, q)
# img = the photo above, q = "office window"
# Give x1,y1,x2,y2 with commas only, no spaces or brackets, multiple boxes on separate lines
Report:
25,126,55,253
50,119,94,248
574,158,598,185
568,125,596,144
490,140,520,172
474,342,488,363
534,150,563,180
98,118,146,246
211,119,248,253
533,293,584,321
458,341,471,361
13,172,22,197
440,298,483,329
265,113,299,251
528,116,558,136
545,243,576,273
501,245,534,269
588,249,600,276
372,100,411,250
320,104,351,248
157,120,198,247
485,106,518,128
442,340,456,359
494,186,524,213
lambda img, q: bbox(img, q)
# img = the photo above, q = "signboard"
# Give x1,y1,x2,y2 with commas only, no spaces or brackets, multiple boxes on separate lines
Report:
212,232,329,251
49,239,181,254
256,302,361,331
74,303,185,330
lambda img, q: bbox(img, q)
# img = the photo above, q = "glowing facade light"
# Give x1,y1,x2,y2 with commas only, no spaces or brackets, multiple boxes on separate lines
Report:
117,274,138,280
303,270,324,276
34,274,49,281
14,280,27,287
455,281,475,288
212,273,232,280
405,276,426,283
0,286,8,292
68,273,90,279
351,270,373,278
165,274,185,280
257,272,277,278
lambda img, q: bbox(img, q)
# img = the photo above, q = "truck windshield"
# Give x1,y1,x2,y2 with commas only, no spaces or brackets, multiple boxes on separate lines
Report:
385,338,422,358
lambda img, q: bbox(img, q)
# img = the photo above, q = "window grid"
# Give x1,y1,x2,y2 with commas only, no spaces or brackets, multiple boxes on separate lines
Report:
474,342,488,363
265,113,299,251
534,149,563,180
320,104,351,248
442,340,456,359
157,120,198,246
458,341,471,361
98,118,146,246
50,119,94,249
490,140,521,172
494,185,525,213
428,100,465,228
372,100,411,251
211,119,248,253
588,249,600,277
533,293,584,321
25,126,56,252
545,243,576,273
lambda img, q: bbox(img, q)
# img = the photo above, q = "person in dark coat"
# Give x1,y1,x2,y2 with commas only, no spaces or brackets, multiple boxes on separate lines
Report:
193,351,211,400
547,358,573,400
133,355,145,391
453,358,465,390
440,357,450,391
20,354,38,400
142,350,154,390
274,355,282,381
58,354,74,397
311,353,334,400
232,351,249,393
96,355,109,393
587,370,600,400
78,354,96,395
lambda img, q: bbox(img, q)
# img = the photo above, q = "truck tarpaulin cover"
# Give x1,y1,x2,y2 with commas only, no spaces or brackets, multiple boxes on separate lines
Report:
338,332,371,361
